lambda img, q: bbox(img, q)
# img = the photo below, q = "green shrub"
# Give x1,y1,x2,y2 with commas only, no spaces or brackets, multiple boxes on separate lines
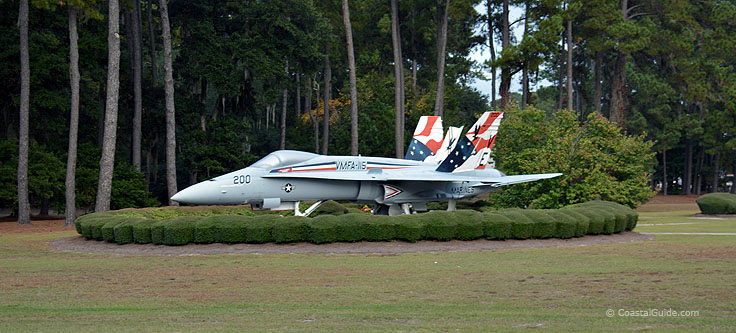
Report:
151,220,169,245
193,218,219,244
243,217,274,244
497,210,534,239
101,219,126,242
313,200,349,216
212,215,251,244
393,214,425,243
362,216,397,241
421,211,458,241
518,210,556,239
453,210,484,241
696,192,736,214
334,213,369,242
132,220,157,244
272,216,309,243
481,213,512,240
587,208,616,234
163,216,201,245
73,199,641,246
556,209,590,237
76,214,115,239
585,204,626,233
570,209,604,235
113,219,147,245
309,215,340,244
587,201,638,231
543,210,577,239
510,220,534,239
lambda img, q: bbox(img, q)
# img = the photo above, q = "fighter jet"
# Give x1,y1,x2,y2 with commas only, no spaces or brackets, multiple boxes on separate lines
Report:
171,112,561,215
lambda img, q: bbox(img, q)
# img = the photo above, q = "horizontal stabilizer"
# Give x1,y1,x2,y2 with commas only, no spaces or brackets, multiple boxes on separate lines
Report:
473,173,563,187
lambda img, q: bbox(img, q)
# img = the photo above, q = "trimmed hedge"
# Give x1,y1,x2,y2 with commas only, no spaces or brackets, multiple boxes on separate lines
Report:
113,218,147,245
75,200,638,246
696,193,736,215
393,214,425,243
481,213,512,240
133,220,157,243
543,210,577,239
313,200,349,216
163,216,201,245
555,209,590,237
272,216,309,243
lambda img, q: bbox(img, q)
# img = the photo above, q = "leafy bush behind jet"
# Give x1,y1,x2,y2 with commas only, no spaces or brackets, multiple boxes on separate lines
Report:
171,112,561,215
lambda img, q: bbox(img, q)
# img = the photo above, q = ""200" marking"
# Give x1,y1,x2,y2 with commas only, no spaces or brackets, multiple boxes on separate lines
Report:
233,175,251,185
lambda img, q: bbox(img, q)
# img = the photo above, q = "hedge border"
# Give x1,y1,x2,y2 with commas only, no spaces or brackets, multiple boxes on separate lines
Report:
75,200,638,246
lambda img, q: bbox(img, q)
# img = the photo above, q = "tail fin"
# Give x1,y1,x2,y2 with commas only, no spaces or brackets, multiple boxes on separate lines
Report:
405,116,444,161
436,111,503,172
425,126,463,164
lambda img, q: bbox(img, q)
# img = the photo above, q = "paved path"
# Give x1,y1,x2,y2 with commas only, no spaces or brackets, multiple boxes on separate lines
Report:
640,232,736,236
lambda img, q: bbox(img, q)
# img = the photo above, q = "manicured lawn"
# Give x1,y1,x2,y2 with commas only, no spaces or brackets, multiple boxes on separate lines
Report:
0,205,734,331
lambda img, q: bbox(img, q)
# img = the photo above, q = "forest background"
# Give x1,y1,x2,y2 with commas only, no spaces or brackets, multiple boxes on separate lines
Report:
2,0,736,225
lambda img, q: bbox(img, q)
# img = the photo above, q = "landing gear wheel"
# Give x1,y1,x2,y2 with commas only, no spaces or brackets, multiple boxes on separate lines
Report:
373,204,390,215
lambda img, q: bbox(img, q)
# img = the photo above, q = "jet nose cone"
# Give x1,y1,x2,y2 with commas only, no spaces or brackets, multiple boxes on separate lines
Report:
170,191,184,202
170,186,201,204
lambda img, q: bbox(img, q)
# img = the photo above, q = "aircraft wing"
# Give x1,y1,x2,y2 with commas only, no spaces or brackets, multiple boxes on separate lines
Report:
472,173,563,187
262,168,562,185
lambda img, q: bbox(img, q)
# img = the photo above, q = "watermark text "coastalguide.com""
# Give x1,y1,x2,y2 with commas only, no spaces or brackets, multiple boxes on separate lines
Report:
606,308,700,318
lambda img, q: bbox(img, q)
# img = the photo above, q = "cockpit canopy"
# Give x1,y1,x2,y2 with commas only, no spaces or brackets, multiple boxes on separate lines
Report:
250,150,320,169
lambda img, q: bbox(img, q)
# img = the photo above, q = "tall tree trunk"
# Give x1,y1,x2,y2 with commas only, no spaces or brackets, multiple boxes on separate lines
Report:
593,50,602,114
295,72,301,117
65,7,80,226
566,19,573,111
521,3,529,110
731,163,736,194
662,149,668,195
160,0,178,206
95,0,121,212
411,8,417,94
391,0,405,158
17,0,30,224
712,151,720,193
132,2,143,170
147,0,157,87
557,33,565,110
97,84,105,148
499,0,510,109
306,76,319,153
609,51,626,125
695,146,704,195
279,60,288,150
684,138,692,195
609,0,630,125
322,44,331,155
433,0,450,116
343,0,359,155
487,0,496,110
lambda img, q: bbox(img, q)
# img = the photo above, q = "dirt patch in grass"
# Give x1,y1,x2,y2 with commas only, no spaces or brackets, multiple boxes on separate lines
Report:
646,194,700,204
637,194,700,212
0,219,75,233
51,232,652,256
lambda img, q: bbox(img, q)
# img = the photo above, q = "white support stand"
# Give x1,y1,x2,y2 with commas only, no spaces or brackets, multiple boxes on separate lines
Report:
294,200,325,217
447,199,457,211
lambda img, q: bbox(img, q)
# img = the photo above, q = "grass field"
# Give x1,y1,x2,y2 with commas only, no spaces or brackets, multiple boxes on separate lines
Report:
1,202,735,331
